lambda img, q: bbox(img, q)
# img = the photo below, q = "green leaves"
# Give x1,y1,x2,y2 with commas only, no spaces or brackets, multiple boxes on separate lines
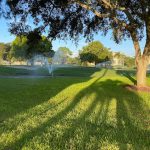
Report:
80,41,111,64
9,31,53,61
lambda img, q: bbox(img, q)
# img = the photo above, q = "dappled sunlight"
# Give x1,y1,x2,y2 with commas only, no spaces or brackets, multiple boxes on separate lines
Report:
123,99,150,130
0,77,91,121
0,77,99,149
0,73,150,149
104,98,117,126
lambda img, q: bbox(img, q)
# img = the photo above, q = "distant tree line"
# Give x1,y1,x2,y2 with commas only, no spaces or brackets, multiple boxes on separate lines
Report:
3,0,150,87
79,41,135,68
0,30,54,65
0,42,11,64
0,37,134,68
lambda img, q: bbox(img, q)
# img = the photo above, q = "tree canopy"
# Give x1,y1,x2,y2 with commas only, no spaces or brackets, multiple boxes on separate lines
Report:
2,0,150,86
0,43,6,60
80,41,111,64
26,30,53,58
0,42,11,63
10,36,28,62
3,0,149,44
9,32,53,62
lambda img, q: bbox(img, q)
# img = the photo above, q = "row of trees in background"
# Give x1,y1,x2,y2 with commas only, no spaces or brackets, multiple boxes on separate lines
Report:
0,42,11,64
0,31,54,64
1,0,149,87
0,32,78,65
0,41,78,65
79,41,135,68
10,30,54,64
0,29,81,65
0,39,134,67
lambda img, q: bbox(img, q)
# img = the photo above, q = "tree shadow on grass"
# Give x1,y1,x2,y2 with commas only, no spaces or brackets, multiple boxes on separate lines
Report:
0,77,90,122
52,79,150,149
116,70,137,85
1,69,150,149
0,69,108,149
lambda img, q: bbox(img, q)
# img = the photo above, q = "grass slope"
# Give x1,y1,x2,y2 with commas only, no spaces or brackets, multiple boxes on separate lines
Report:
0,69,150,150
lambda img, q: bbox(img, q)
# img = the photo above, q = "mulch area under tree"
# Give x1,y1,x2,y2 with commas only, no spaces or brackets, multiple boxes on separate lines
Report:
125,84,150,93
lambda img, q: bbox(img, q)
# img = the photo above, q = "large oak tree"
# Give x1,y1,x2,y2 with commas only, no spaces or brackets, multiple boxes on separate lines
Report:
2,0,150,87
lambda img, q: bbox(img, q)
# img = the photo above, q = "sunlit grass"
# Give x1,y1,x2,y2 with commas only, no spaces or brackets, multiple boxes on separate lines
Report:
0,69,150,149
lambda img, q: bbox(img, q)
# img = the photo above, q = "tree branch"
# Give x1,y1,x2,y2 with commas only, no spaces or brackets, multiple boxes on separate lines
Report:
143,19,150,55
73,1,110,18
72,0,143,61
101,0,113,8
130,31,141,63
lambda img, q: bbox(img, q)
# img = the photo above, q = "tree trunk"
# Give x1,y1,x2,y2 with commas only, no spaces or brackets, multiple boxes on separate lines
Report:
136,56,148,87
130,30,149,87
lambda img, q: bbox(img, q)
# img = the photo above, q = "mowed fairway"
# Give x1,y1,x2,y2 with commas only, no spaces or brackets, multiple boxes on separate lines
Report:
0,69,150,150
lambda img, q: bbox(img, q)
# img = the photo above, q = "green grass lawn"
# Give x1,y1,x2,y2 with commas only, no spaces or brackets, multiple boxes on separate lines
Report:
0,68,150,149
0,65,140,78
0,66,101,77
0,66,50,76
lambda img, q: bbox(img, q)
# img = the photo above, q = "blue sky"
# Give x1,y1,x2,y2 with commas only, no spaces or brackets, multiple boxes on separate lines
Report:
0,17,146,57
